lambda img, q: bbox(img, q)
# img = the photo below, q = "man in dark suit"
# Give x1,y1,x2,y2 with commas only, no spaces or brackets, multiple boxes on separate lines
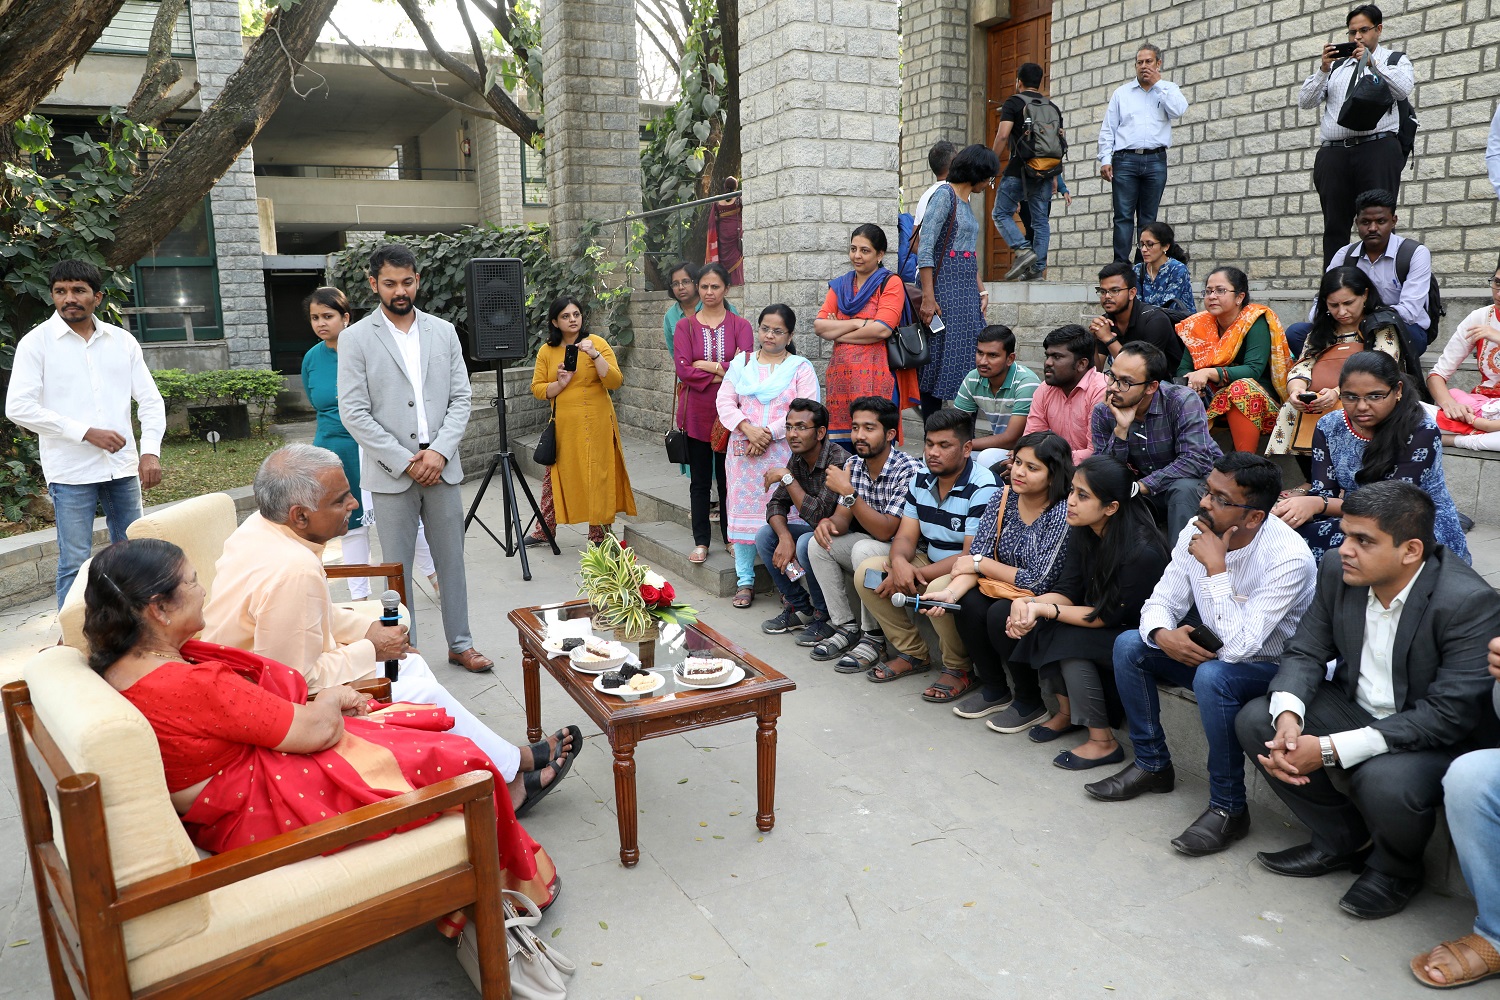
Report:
1236,480,1500,919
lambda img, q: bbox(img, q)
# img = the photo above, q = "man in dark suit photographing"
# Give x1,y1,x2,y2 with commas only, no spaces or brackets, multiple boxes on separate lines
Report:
1237,480,1500,919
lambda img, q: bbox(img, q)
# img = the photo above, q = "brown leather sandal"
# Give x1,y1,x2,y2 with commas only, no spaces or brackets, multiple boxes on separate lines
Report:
732,586,754,608
922,669,976,703
1411,934,1500,989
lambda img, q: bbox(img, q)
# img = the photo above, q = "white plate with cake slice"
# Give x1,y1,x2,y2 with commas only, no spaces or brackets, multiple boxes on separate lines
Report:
675,657,746,689
593,670,666,699
568,638,629,673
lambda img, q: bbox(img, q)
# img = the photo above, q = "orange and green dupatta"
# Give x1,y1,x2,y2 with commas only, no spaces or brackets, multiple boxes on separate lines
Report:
1176,303,1293,399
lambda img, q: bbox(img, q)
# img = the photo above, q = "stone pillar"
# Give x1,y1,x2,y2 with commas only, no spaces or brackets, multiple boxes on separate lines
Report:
473,118,526,226
539,0,641,252
899,0,971,201
738,0,901,363
191,0,269,369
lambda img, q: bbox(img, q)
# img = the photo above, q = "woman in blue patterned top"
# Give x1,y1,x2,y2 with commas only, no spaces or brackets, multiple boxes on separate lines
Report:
1004,456,1171,770
929,431,1072,730
1133,221,1194,322
1270,351,1470,563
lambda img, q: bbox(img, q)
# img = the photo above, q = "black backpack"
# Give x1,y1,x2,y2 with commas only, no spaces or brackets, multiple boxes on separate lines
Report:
1333,51,1417,161
1341,237,1443,323
1012,93,1066,182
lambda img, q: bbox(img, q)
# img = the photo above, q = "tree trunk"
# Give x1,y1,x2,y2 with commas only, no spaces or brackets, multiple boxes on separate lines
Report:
104,0,338,266
685,0,740,265
0,0,128,128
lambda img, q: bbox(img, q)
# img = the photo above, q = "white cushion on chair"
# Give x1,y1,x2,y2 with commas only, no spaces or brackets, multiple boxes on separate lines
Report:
125,492,239,595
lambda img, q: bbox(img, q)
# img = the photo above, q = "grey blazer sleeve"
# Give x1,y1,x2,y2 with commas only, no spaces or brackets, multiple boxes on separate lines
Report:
337,323,416,481
1371,580,1500,752
427,318,471,480
1268,553,1344,705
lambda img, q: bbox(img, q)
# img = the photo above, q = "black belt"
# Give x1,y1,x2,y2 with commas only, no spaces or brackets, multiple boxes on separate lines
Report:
419,442,430,449
1117,146,1166,155
1321,131,1396,148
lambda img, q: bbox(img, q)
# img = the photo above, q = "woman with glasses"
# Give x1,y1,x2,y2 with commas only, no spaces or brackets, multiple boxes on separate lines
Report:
663,261,739,476
715,305,818,608
1427,264,1500,452
1270,351,1469,562
814,224,913,450
1132,221,1194,323
1175,265,1293,454
1266,267,1418,486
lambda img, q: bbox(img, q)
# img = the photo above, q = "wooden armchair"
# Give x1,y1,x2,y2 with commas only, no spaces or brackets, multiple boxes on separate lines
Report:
3,648,510,999
57,492,406,651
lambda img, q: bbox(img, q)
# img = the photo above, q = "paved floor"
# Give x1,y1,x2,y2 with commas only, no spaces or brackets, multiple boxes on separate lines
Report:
0,471,1496,999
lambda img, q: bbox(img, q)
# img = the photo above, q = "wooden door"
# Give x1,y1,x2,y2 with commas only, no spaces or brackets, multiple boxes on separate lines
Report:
984,1,1052,281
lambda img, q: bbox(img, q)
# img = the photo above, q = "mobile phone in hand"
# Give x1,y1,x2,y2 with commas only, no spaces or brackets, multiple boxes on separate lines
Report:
862,567,886,590
1331,41,1357,58
1187,623,1224,654
564,343,579,371
1298,392,1317,403
928,314,946,335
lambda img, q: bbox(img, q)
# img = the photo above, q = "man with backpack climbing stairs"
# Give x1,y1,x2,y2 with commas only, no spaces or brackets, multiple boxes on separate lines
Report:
990,61,1067,283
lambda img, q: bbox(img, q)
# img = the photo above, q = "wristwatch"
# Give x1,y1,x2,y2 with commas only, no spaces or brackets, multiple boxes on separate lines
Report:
780,472,795,487
972,553,983,571
1318,736,1336,767
837,493,856,508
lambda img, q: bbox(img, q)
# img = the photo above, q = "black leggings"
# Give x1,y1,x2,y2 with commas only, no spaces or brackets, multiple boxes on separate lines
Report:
686,435,728,547
954,589,1042,709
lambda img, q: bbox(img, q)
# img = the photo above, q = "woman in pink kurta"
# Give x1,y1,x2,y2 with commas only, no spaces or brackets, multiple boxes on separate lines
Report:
673,263,755,561
714,304,820,608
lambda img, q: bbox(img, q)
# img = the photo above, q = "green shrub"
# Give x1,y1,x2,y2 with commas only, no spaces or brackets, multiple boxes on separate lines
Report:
151,367,285,431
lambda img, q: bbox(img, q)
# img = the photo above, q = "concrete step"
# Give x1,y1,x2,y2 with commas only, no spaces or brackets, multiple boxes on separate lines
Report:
621,519,772,599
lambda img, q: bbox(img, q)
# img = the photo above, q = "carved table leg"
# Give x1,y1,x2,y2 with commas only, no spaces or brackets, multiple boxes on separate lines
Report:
755,696,781,833
521,646,543,745
612,734,640,867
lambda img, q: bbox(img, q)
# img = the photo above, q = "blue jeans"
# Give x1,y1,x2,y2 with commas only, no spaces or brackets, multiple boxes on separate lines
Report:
1444,749,1500,950
1110,151,1168,263
49,478,142,607
992,175,1050,269
1285,320,1428,358
753,522,821,615
1112,630,1278,813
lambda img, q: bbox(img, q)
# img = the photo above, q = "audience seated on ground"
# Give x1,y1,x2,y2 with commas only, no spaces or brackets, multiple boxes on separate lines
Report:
1024,324,1107,464
952,324,1040,471
1089,261,1185,373
942,431,1073,727
1086,452,1317,860
1175,265,1292,454
1133,221,1195,323
804,396,923,671
1427,257,1500,452
202,444,579,816
852,409,996,701
1284,189,1436,357
1269,351,1470,565
1239,480,1500,920
1003,455,1171,769
1089,341,1220,539
755,397,850,644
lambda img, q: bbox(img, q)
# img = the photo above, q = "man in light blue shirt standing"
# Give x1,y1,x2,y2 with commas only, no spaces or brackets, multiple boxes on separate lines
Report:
1487,103,1500,201
1097,43,1188,265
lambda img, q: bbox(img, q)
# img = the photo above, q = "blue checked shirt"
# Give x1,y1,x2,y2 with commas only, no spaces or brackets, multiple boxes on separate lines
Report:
1089,382,1221,494
847,447,923,525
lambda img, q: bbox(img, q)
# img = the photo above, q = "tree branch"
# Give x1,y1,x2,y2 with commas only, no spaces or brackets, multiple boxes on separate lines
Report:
639,0,684,58
636,13,681,77
0,0,129,127
455,0,488,88
329,21,502,123
124,0,199,129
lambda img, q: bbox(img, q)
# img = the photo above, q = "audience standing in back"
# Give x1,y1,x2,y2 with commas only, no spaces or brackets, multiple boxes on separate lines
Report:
1097,43,1189,266
1024,325,1108,465
914,140,958,226
991,62,1065,282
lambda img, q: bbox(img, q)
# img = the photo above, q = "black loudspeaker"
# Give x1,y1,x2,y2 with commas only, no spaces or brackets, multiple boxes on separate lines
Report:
464,257,527,361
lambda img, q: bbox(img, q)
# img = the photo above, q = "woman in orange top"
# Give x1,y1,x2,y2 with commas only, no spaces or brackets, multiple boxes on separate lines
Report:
814,224,914,449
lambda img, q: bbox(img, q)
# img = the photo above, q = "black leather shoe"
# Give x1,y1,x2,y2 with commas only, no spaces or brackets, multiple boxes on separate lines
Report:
1084,762,1176,802
1171,806,1250,857
1257,842,1372,878
1339,868,1422,919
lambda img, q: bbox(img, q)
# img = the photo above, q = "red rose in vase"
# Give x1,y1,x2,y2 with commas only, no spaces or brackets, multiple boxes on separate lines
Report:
640,584,661,605
659,582,676,604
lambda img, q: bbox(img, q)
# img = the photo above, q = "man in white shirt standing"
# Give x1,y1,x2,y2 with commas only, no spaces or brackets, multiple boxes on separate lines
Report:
912,140,956,227
1297,4,1415,265
1096,43,1188,266
1084,453,1317,859
1239,481,1500,920
5,259,165,607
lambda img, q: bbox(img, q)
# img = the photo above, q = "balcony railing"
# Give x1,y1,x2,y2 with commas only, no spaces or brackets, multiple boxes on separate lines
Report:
253,164,476,183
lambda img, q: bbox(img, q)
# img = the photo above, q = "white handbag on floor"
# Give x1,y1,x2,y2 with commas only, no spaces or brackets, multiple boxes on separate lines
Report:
457,889,576,999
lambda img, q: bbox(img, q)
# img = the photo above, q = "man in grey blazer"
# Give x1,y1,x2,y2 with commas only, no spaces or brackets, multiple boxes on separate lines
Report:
1237,480,1500,920
337,244,493,672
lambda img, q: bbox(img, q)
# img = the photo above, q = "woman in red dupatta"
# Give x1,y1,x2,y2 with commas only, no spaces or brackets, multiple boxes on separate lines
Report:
83,538,557,910
1174,265,1292,453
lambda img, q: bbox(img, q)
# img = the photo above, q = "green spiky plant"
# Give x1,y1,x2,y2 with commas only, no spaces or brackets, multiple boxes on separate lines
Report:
578,535,697,636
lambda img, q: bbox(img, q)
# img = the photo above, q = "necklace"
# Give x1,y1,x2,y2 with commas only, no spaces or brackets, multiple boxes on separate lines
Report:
132,646,181,660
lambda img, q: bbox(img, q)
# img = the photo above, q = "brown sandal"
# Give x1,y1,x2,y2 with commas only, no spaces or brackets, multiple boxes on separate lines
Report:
922,669,976,703
1411,934,1500,989
689,545,710,564
732,586,754,608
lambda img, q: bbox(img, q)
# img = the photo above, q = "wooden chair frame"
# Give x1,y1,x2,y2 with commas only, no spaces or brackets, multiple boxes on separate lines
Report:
325,561,408,608
2,678,510,1000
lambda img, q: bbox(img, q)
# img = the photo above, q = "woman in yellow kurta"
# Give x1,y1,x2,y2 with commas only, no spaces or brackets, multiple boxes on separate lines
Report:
529,295,636,545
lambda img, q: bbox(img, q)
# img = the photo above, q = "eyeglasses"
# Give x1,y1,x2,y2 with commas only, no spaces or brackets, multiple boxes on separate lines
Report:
1103,371,1149,389
1203,286,1236,297
758,324,789,336
670,278,695,288
1489,278,1500,289
1347,25,1377,36
1196,487,1262,513
1094,285,1130,297
786,421,817,432
1138,239,1161,249
1339,390,1392,405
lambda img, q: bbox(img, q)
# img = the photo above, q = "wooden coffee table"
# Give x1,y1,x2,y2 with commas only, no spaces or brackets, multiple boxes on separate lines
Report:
509,601,797,867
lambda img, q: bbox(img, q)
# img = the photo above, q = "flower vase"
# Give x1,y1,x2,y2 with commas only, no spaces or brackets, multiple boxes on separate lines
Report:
611,619,660,644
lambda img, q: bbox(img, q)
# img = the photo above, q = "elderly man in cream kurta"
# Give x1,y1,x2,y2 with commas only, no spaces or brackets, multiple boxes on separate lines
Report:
202,446,578,795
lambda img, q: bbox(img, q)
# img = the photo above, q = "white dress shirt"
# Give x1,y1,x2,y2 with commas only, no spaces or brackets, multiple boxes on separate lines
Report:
1140,515,1318,664
385,314,430,443
1486,104,1500,200
913,181,945,226
1096,79,1189,162
1268,565,1424,768
1297,45,1414,142
5,312,165,485
1306,233,1431,331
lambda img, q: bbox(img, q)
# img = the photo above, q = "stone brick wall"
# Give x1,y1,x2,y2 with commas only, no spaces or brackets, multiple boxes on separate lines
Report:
1040,0,1500,291
191,0,270,368
474,119,527,226
900,0,973,203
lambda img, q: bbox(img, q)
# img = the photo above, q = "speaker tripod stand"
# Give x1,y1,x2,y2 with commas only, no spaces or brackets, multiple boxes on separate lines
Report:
462,369,558,581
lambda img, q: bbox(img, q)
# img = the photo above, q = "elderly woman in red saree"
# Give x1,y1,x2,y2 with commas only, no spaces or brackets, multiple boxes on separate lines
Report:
1174,264,1293,453
83,537,558,911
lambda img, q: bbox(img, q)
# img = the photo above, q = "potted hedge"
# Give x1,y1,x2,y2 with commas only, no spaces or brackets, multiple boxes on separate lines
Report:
153,368,285,440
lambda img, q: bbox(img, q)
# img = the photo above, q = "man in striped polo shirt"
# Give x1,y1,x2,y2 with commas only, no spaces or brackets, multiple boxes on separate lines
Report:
853,409,998,700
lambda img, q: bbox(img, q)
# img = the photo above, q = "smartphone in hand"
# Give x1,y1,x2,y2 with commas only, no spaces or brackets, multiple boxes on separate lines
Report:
1331,41,1357,58
862,567,886,590
928,314,947,335
564,343,579,371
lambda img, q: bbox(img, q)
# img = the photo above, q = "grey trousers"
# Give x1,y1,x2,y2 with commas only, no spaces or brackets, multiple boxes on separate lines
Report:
371,481,472,653
806,532,888,631
1040,658,1111,729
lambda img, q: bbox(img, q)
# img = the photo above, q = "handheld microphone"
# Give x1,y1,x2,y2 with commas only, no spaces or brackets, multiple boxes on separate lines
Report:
891,592,961,613
380,589,402,682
